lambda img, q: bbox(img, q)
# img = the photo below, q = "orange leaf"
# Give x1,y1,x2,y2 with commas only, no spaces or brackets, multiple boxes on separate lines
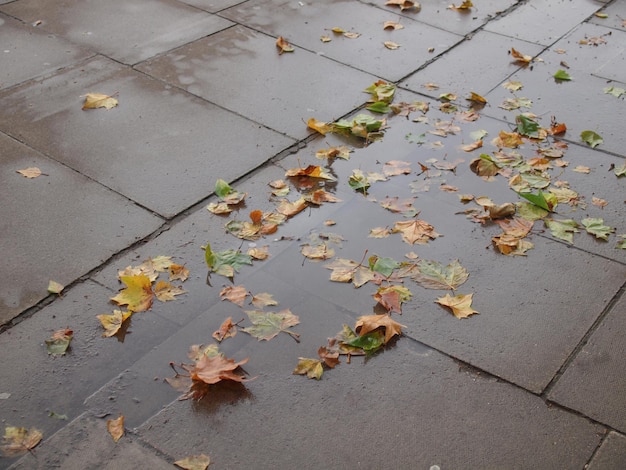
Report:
307,118,332,135
510,47,533,63
212,317,238,342
154,280,186,302
107,415,124,443
276,36,294,54
188,354,249,385
355,314,405,344
220,285,248,306
16,167,42,178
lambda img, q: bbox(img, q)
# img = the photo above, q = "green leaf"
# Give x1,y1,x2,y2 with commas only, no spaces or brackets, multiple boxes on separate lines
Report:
368,255,400,277
406,132,426,145
45,329,73,356
581,130,603,148
205,243,252,278
614,164,626,177
242,309,300,342
293,358,323,380
516,202,549,221
411,259,469,290
517,190,556,212
581,218,615,241
366,101,392,114
364,81,396,103
214,179,233,198
348,169,371,193
603,86,625,98
554,69,572,81
616,235,626,249
516,114,540,138
544,219,579,243
346,330,385,353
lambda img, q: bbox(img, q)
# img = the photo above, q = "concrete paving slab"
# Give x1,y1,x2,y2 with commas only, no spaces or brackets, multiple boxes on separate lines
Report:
0,281,180,444
219,0,462,82
549,292,626,433
135,25,379,139
484,0,604,46
0,13,93,91
8,413,173,470
400,30,545,98
593,48,625,84
0,133,162,324
590,2,626,31
588,431,626,470
0,56,294,218
484,23,626,157
137,339,602,469
0,0,233,65
179,0,244,13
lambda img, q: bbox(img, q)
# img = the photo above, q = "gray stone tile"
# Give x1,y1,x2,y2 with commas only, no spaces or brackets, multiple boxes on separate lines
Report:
0,13,93,91
0,56,294,218
590,2,626,31
401,31,545,98
549,293,626,433
137,340,602,469
8,413,173,470
179,0,248,13
135,25,379,139
0,133,162,324
484,0,604,46
0,0,233,65
219,0,462,81
588,431,626,470
484,23,626,156
0,281,180,443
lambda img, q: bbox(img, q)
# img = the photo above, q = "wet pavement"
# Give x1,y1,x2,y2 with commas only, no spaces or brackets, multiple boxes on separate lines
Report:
1,0,625,468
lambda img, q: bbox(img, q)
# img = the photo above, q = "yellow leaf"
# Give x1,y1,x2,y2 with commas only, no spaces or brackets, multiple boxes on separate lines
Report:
448,0,473,10
169,263,190,282
383,21,404,30
276,36,294,54
154,280,186,302
384,41,400,50
16,167,42,178
47,280,64,295
110,275,154,312
1,426,43,457
82,93,118,110
97,310,132,337
510,47,533,63
467,91,487,104
293,358,324,380
174,454,211,470
107,415,124,443
307,118,333,135
435,293,478,319
320,35,332,42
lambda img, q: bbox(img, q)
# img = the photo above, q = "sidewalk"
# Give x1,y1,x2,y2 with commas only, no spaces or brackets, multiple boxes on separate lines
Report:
1,0,625,468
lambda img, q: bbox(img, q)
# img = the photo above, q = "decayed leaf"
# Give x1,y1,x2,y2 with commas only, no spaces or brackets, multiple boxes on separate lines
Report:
355,314,405,344
174,454,211,470
154,281,186,302
16,167,42,178
212,317,238,342
369,227,391,238
107,415,124,443
307,118,333,135
392,218,440,245
248,245,271,260
82,93,118,110
45,328,73,355
1,426,43,457
276,36,294,54
97,310,132,337
499,97,532,111
581,218,615,241
285,165,336,180
448,0,472,10
545,218,579,243
502,81,523,91
110,275,153,312
251,292,278,308
205,243,253,279
412,259,469,290
304,189,341,205
316,146,352,160
220,285,248,306
187,353,249,385
510,48,533,63
293,358,324,380
380,196,416,215
242,309,300,342
373,285,412,313
301,244,335,260
385,0,420,11
492,233,534,255
169,264,190,282
435,293,478,319
318,346,340,368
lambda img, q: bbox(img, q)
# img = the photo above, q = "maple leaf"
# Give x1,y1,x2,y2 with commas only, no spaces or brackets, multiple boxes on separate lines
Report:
304,189,341,205
492,130,523,148
205,243,253,279
97,310,132,337
333,114,386,141
187,354,250,385
392,218,440,245
174,454,211,470
495,217,534,238
373,285,412,313
1,426,43,457
492,233,534,255
470,154,501,177
412,259,469,290
212,317,238,342
301,243,335,260
251,292,278,308
355,314,405,344
318,346,340,368
325,258,378,287
169,263,190,282
82,92,118,110
220,285,248,306
581,218,615,241
107,415,124,443
16,167,42,178
545,218,579,243
45,328,73,356
285,165,336,180
293,358,324,380
369,255,400,277
380,196,416,215
436,293,478,319
111,274,153,312
155,280,186,302
242,309,300,342
277,197,308,217
510,48,533,63
316,146,353,160
307,118,333,135
276,36,294,54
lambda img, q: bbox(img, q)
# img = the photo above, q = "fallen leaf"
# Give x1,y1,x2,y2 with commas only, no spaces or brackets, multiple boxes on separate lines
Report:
107,415,124,443
383,21,404,30
592,197,608,208
110,275,153,312
343,32,361,39
369,227,391,238
205,243,253,279
604,86,625,98
510,47,533,63
212,317,238,342
554,69,573,81
82,93,118,110
492,130,523,148
277,197,308,217
276,36,294,54
580,130,603,148
318,346,340,368
307,118,333,135
581,218,615,240
320,35,332,42
220,285,248,306
169,264,190,282
248,245,271,260
293,358,324,380
617,235,626,249
97,310,132,337
286,165,335,180
385,0,420,11
380,196,416,214
384,41,401,50
545,218,579,243
440,184,458,192
364,80,396,103
45,328,73,356
448,0,473,10
316,146,352,160
355,314,405,344
412,259,469,290
615,164,626,177
470,154,501,177
466,91,487,104
1,426,43,457
573,165,591,174
373,285,412,313
47,280,64,295
502,81,523,91
392,218,440,245
301,243,335,260
186,353,249,385
251,292,278,308
16,167,42,178
435,293,478,319
174,454,211,470
462,140,483,152
154,281,186,302
242,309,300,342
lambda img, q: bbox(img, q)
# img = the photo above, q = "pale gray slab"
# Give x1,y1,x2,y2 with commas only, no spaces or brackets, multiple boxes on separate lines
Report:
588,431,626,470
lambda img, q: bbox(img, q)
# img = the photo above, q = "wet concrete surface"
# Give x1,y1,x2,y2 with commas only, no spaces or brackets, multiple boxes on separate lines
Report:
1,0,626,468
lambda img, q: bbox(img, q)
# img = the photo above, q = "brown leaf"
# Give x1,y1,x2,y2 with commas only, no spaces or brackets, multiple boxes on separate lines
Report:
107,415,124,443
1,426,43,457
276,36,294,54
355,314,405,344
383,21,404,30
307,118,332,135
318,346,340,368
16,167,42,178
392,219,440,245
383,160,412,176
188,354,249,385
212,317,238,342
220,285,248,306
435,293,478,319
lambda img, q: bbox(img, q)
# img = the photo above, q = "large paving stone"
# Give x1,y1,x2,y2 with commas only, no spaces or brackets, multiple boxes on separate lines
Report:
8,413,173,470
589,1,626,31
587,431,626,470
0,56,294,218
0,13,93,91
401,30,544,99
0,0,233,65
549,293,626,433
0,133,162,324
484,23,626,157
135,25,379,139
484,0,604,46
219,0,462,82
137,339,602,469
